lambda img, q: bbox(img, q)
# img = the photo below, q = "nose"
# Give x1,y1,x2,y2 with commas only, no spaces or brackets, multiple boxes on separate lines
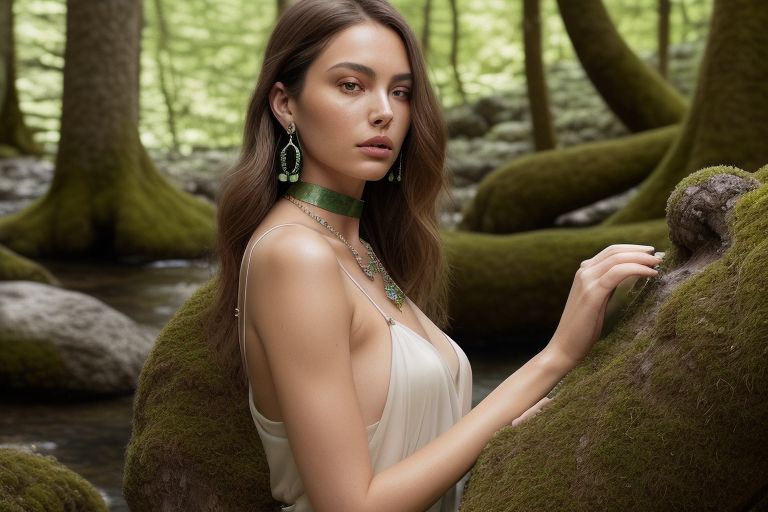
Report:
370,89,394,127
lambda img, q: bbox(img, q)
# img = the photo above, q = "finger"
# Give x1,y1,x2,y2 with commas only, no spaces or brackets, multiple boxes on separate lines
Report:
580,244,656,269
597,262,659,291
585,250,663,279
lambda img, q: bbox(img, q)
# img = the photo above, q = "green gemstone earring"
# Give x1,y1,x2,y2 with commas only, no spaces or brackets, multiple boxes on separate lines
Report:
388,151,402,182
278,122,301,183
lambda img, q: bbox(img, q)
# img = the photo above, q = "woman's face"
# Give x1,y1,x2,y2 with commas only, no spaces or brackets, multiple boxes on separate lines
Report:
271,21,413,185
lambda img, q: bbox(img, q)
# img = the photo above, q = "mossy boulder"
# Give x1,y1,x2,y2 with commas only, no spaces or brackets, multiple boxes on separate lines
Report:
0,447,107,511
0,281,152,396
459,166,768,511
459,125,678,234
0,244,58,284
443,218,671,342
123,279,275,511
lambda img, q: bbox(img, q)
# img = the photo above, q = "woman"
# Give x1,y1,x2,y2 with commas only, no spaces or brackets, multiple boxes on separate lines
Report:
206,1,663,510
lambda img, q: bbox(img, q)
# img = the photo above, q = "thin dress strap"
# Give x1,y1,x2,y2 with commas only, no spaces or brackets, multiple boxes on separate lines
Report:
334,262,394,325
238,223,306,373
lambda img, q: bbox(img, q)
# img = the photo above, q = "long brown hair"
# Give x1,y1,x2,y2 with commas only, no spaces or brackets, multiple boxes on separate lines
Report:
205,0,452,386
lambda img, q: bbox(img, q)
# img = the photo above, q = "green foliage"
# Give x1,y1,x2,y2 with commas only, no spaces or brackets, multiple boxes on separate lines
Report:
460,167,768,511
0,448,107,511
12,0,712,152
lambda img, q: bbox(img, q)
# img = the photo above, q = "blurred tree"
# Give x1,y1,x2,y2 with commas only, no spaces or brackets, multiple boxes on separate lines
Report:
523,0,556,150
658,0,671,77
0,0,214,259
606,0,768,223
447,0,465,103
151,0,180,154
0,0,42,156
557,0,686,131
421,0,432,61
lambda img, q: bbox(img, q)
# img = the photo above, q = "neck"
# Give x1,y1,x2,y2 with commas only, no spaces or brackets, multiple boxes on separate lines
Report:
284,178,364,242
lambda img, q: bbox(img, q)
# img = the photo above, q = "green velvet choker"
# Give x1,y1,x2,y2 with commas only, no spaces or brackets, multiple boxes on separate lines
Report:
285,181,364,218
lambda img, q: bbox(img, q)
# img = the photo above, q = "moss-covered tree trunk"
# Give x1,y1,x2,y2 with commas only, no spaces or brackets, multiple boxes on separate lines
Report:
0,0,42,156
0,0,214,259
523,0,556,151
556,0,686,131
604,0,768,225
460,167,768,511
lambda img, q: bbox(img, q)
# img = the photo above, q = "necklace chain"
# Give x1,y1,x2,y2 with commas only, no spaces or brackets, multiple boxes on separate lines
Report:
283,194,405,311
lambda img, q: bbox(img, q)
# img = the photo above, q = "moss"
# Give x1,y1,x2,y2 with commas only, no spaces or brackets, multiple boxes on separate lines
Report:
123,280,276,511
664,165,759,218
459,125,678,234
556,0,687,131
0,448,107,511
460,168,768,511
443,218,671,342
0,127,214,259
0,336,72,392
0,244,59,284
604,0,768,224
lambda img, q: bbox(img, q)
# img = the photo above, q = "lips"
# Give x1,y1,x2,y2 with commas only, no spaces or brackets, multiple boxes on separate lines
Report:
358,136,393,150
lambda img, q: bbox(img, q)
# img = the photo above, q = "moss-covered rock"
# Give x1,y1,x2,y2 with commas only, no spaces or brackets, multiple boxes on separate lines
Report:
0,244,58,284
443,218,671,342
460,167,768,511
123,279,276,511
0,447,107,511
0,281,153,396
459,125,678,234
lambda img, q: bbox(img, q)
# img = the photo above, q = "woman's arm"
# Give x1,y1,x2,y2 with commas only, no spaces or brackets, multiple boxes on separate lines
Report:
246,229,661,512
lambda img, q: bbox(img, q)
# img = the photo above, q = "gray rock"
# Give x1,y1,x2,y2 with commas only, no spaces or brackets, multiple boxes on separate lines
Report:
445,104,490,138
0,281,154,396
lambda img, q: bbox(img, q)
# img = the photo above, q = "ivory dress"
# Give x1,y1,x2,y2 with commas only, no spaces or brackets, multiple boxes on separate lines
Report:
238,223,474,512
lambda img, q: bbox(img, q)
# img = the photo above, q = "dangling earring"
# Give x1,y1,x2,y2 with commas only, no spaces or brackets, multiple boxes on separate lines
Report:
388,151,402,183
278,122,301,183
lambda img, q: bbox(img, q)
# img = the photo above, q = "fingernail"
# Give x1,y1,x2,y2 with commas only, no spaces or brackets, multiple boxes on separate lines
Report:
654,251,666,259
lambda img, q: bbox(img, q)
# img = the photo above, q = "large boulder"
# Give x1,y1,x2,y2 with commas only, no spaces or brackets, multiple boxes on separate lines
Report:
460,165,768,511
0,447,107,511
123,280,275,511
0,281,153,396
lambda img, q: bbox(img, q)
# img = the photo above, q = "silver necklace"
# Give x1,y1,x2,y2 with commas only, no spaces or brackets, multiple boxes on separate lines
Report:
284,194,406,311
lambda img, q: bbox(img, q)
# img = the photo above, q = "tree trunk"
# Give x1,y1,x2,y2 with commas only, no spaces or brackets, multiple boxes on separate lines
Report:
0,0,42,155
447,0,466,103
421,0,432,60
0,0,214,259
658,0,671,78
151,0,180,154
556,0,686,131
460,168,768,511
605,0,768,224
523,0,556,151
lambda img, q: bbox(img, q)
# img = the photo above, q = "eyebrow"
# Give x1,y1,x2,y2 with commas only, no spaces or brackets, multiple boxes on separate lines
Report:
326,62,413,83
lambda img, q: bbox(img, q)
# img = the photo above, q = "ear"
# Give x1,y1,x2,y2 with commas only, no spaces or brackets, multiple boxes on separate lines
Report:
269,81,294,130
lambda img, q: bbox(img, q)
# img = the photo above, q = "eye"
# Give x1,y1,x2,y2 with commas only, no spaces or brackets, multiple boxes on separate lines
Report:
394,89,411,99
340,81,362,93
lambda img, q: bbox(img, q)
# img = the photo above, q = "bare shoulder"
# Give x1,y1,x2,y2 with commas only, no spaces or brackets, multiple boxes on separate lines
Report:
242,222,353,340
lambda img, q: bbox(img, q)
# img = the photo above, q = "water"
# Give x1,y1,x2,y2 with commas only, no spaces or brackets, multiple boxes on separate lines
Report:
0,258,545,511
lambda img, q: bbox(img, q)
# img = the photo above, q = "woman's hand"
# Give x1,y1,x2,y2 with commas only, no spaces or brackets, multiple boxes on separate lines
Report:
510,396,552,426
547,244,664,368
